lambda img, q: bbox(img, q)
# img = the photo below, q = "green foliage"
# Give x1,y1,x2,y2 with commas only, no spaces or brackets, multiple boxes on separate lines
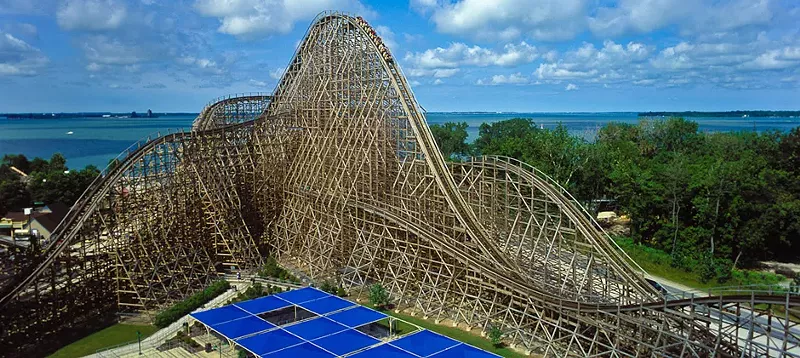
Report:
172,330,201,348
488,325,504,347
369,283,390,309
154,280,230,328
460,116,800,282
615,237,786,291
258,256,299,282
0,153,99,214
228,283,286,304
319,280,337,294
238,349,249,358
429,121,471,159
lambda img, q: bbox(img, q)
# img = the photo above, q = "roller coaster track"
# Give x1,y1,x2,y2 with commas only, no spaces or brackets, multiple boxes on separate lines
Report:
1,11,798,358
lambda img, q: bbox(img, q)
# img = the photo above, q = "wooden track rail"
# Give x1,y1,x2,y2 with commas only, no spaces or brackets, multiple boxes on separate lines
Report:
0,12,798,358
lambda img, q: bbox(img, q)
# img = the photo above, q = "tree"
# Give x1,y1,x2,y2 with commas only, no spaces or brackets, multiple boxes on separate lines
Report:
0,179,31,212
369,283,390,309
429,122,470,159
488,325,503,347
49,153,67,172
1,154,30,174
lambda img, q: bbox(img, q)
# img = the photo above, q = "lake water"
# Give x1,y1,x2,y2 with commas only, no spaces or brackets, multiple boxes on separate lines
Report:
2,113,799,170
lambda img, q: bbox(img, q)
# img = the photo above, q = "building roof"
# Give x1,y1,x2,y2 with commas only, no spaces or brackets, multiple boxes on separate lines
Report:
2,211,27,222
30,203,69,233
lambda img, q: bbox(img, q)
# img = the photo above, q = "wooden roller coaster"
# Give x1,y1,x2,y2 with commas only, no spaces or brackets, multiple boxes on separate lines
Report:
0,11,798,357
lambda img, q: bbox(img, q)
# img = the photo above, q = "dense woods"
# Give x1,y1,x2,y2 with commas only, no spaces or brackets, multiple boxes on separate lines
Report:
432,117,800,283
0,153,99,215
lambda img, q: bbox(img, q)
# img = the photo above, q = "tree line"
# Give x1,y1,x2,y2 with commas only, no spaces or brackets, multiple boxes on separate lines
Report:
431,117,800,283
0,153,99,215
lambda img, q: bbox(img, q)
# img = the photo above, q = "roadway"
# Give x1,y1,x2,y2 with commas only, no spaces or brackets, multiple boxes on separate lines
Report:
648,275,800,356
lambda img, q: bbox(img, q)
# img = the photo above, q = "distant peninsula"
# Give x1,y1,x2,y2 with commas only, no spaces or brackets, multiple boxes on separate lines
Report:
639,110,800,118
0,110,199,119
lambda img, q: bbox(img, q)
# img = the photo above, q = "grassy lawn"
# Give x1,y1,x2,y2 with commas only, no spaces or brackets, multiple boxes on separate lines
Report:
615,237,787,293
366,304,529,358
49,323,159,358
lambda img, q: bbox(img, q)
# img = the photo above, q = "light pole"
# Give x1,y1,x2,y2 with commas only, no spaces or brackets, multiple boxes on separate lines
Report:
137,330,142,355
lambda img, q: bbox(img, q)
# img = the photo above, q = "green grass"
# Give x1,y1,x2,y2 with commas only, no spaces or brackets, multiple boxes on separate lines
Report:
615,237,786,293
366,304,529,358
48,323,159,358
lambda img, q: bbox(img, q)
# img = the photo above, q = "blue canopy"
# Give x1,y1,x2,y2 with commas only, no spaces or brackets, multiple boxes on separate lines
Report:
191,286,500,358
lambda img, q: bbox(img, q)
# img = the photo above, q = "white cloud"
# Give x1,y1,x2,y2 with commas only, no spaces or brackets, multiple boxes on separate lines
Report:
407,68,460,78
741,48,800,70
194,0,373,38
588,0,774,37
535,63,597,80
2,23,38,39
57,0,128,31
249,79,268,87
374,25,398,52
269,67,285,80
177,56,225,74
0,32,48,76
422,0,586,41
433,78,443,85
0,0,56,15
108,83,132,89
86,62,103,71
565,83,578,91
404,42,538,70
478,72,528,85
81,35,149,65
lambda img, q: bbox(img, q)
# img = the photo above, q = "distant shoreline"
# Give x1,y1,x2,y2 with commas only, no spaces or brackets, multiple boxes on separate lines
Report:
1,112,200,119
3,111,799,119
638,111,800,118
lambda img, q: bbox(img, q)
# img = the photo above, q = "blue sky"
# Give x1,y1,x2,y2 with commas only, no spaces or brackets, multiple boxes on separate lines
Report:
1,0,799,112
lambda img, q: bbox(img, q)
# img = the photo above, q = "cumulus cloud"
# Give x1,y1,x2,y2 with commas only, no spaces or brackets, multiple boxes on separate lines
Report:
404,42,538,70
194,0,373,38
2,23,38,39
588,0,774,37
57,0,128,31
0,0,56,15
81,35,149,65
407,68,460,78
565,83,578,91
0,32,49,76
478,72,528,85
248,78,268,87
421,0,586,41
374,25,399,53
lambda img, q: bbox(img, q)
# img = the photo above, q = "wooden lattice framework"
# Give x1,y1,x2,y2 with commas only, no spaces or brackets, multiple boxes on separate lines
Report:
1,12,798,358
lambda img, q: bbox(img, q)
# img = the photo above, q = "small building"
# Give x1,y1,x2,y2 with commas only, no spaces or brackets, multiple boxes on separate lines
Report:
0,211,28,241
23,203,69,244
2,203,70,245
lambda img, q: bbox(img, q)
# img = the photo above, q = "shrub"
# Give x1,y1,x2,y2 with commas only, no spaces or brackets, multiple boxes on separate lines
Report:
369,283,390,309
488,325,503,347
319,280,337,294
336,287,347,297
258,256,300,283
154,280,230,328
